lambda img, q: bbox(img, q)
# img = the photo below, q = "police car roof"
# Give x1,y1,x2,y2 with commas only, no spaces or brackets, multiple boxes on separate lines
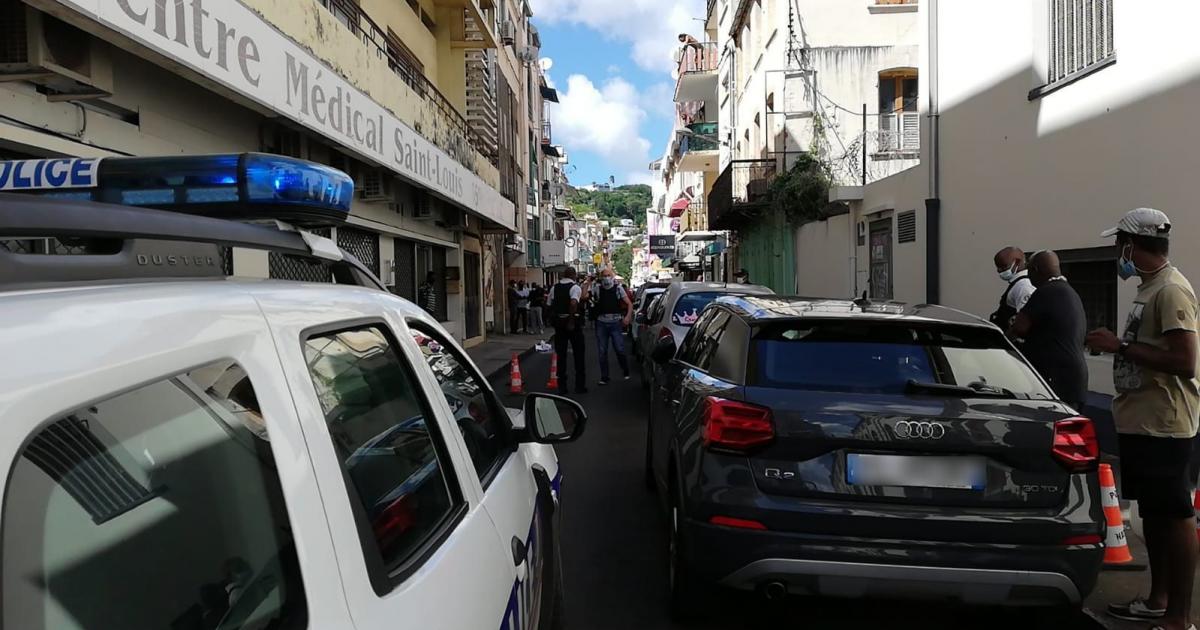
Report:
0,193,382,291
713,294,994,327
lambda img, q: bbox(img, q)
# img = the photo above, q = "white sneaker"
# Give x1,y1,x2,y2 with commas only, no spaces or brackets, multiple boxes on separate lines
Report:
1108,598,1166,621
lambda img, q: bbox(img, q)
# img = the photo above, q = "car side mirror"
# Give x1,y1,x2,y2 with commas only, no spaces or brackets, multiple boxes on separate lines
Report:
650,336,677,364
521,394,587,444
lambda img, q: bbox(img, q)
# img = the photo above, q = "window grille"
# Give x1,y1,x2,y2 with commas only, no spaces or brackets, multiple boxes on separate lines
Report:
1049,0,1114,84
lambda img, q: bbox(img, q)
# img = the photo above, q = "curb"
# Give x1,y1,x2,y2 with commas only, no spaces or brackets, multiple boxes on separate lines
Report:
483,344,540,383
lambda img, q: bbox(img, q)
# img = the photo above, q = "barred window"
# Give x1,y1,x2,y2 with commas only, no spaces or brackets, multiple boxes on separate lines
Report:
1048,0,1114,84
1058,247,1117,332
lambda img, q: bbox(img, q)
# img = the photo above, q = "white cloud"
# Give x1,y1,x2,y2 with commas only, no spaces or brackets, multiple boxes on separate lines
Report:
640,82,677,122
530,0,705,73
552,74,654,184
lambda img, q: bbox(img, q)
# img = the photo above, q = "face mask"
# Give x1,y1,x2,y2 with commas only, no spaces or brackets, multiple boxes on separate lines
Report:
1117,244,1138,280
998,263,1017,283
601,277,615,289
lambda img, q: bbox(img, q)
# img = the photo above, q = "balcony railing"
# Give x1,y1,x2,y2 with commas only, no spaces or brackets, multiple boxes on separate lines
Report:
683,199,708,232
541,120,552,145
876,112,920,154
676,41,719,75
708,158,778,229
317,0,489,167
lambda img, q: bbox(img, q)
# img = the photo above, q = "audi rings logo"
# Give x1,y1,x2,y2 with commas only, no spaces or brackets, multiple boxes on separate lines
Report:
893,421,947,439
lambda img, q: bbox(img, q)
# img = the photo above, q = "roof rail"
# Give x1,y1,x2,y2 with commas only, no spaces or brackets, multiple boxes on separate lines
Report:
0,193,385,291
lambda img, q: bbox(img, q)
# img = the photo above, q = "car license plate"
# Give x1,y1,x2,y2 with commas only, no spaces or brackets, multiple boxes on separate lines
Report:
846,454,985,490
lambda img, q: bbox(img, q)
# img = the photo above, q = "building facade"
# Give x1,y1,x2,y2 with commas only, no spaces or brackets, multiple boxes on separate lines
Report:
0,0,569,346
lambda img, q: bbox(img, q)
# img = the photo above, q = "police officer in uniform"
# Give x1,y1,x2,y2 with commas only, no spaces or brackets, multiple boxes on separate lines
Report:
990,246,1035,329
548,267,588,394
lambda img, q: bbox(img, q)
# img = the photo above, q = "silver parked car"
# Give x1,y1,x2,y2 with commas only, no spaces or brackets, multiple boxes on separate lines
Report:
636,281,774,388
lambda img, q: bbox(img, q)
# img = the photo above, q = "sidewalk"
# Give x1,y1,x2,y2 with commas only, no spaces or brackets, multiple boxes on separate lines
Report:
466,332,546,381
1084,529,1199,629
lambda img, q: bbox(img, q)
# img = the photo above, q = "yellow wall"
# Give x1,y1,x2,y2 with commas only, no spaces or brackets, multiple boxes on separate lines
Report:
242,0,498,188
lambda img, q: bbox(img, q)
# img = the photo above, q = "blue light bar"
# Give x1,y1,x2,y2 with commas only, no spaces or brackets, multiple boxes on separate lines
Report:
0,153,355,228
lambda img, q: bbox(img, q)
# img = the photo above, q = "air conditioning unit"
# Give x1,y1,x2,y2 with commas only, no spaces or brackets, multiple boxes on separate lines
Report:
442,208,468,231
358,170,390,202
0,7,114,101
516,46,538,64
498,20,516,46
413,192,434,220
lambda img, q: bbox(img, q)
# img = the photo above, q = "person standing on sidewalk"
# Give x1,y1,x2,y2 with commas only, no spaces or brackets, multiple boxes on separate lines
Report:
529,282,546,335
515,281,531,334
1085,208,1199,630
1008,250,1089,411
990,246,1035,330
592,268,633,385
548,267,588,394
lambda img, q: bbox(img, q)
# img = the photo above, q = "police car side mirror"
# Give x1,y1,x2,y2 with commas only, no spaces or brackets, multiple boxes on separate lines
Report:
651,336,677,364
521,394,587,444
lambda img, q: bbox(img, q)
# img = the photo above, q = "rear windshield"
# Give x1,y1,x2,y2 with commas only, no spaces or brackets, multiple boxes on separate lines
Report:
672,292,723,326
749,321,1054,399
639,289,666,313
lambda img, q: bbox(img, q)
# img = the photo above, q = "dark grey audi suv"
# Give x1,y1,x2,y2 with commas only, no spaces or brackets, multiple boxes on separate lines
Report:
644,295,1104,620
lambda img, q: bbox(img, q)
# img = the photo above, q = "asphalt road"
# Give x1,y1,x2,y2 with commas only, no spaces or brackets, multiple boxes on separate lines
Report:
496,330,1103,630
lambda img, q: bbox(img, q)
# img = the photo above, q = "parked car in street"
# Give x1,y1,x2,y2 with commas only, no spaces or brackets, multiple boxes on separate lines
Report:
644,295,1105,621
636,282,774,389
630,282,670,361
0,155,586,630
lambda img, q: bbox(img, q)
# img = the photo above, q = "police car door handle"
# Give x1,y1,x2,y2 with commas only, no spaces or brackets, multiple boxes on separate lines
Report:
511,536,528,567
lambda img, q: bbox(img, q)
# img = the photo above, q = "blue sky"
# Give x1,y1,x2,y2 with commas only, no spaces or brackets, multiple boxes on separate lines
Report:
529,0,705,187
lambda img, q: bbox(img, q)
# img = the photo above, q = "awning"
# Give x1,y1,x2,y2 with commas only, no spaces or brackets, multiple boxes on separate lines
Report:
540,85,560,103
668,197,690,217
541,143,562,157
679,230,722,242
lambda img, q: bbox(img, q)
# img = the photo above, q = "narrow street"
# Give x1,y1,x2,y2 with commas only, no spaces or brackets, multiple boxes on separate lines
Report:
497,332,1105,630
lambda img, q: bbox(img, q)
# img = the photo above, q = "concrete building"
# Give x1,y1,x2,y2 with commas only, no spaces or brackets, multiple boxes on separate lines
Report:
804,0,1200,410
699,0,919,291
0,0,570,346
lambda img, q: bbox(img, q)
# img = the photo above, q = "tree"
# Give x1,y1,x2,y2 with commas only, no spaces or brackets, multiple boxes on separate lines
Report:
567,184,651,225
611,242,633,280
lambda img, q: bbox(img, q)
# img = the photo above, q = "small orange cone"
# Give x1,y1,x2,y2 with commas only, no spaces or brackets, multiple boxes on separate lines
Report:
1193,489,1200,545
546,352,560,390
1100,464,1134,565
509,353,524,394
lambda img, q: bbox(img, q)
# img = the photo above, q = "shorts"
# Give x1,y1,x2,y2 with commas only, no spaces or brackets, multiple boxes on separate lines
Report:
1117,433,1196,519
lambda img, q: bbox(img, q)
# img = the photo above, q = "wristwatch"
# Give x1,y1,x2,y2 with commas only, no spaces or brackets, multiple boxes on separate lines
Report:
1117,340,1131,356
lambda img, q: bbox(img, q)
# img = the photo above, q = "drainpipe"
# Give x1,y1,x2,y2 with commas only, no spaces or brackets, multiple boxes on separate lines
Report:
924,0,942,305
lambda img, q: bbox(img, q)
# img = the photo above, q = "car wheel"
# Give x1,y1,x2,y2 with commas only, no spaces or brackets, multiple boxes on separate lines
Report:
668,483,705,621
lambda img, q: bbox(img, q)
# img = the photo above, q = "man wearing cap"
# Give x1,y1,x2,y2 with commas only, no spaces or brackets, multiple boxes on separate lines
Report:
1086,208,1199,630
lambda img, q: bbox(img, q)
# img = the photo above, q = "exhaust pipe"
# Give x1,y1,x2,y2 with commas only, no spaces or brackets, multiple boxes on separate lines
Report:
761,580,787,601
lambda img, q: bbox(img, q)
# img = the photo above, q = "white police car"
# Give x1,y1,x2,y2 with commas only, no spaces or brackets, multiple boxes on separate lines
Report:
0,155,583,630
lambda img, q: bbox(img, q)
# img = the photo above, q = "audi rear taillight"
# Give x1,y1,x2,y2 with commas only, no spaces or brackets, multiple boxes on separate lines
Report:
702,397,774,452
1052,417,1098,471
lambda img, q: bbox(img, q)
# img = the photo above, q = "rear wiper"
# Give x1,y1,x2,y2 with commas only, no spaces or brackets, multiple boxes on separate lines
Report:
905,380,1016,398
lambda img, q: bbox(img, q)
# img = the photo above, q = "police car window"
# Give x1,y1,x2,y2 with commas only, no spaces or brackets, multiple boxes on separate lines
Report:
2,361,306,630
408,325,512,483
303,325,463,583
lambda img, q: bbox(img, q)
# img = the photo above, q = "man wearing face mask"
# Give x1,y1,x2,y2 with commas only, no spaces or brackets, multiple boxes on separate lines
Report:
593,267,634,385
1085,208,1199,630
990,246,1035,329
1008,250,1088,411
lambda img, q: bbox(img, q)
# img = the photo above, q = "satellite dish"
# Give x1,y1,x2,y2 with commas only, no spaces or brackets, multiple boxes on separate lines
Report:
539,58,554,71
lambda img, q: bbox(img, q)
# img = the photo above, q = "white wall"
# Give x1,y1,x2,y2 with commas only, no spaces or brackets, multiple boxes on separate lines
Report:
794,214,853,297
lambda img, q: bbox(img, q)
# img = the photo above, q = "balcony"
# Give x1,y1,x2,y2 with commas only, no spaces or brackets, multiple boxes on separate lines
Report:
541,120,552,145
708,158,778,229
674,42,719,102
873,112,920,156
681,199,708,233
240,0,499,187
675,122,720,173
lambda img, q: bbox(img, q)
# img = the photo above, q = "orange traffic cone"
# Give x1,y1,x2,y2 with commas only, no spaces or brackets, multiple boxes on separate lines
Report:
509,353,524,394
546,352,560,391
1193,489,1200,545
1100,464,1134,565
